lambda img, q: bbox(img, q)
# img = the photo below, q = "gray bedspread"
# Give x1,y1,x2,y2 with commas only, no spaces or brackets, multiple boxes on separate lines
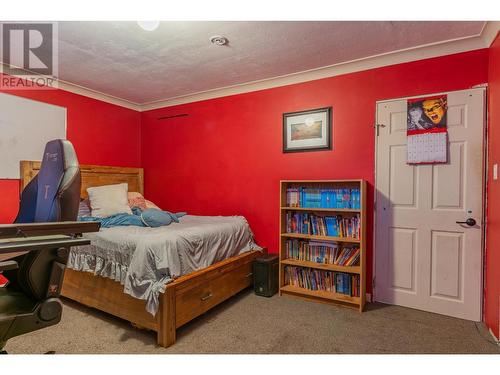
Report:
67,215,260,315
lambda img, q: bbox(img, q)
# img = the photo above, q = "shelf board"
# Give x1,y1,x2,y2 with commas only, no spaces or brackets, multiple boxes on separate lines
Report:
280,233,360,243
281,258,361,274
281,206,360,213
280,179,363,183
280,285,360,305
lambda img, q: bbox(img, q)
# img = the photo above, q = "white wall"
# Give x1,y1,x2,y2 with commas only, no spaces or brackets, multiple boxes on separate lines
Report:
0,93,66,179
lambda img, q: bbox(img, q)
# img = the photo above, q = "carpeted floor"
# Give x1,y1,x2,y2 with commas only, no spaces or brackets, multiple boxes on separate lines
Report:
5,289,500,354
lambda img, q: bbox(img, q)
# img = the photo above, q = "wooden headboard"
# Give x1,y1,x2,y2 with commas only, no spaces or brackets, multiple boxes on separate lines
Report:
20,161,144,199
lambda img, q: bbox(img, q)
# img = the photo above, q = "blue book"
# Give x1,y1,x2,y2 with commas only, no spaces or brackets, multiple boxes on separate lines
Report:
338,274,343,294
346,274,352,296
351,189,357,209
325,217,334,236
336,189,342,208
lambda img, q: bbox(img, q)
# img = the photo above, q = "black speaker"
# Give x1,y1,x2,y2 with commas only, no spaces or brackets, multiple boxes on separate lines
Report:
253,254,279,297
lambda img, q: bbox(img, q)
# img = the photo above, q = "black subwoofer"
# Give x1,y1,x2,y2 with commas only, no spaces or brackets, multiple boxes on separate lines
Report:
253,254,279,297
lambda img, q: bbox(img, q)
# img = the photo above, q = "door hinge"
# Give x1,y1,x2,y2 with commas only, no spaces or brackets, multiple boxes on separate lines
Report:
374,123,386,136
372,277,376,288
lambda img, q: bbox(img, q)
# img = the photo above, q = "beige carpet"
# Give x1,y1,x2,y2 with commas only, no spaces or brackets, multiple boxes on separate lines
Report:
5,289,500,354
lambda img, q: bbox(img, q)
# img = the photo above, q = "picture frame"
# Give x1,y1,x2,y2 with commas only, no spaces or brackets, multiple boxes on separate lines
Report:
283,107,332,153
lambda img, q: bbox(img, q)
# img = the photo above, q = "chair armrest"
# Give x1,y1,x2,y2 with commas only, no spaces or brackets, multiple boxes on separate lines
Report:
0,260,18,272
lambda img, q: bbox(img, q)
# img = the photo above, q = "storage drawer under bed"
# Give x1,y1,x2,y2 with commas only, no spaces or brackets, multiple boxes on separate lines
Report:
174,259,254,327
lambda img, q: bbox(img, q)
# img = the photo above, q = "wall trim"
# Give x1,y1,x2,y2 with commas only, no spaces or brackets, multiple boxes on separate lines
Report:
0,62,141,111
482,21,500,47
141,22,499,111
56,80,141,111
142,36,484,110
2,22,499,112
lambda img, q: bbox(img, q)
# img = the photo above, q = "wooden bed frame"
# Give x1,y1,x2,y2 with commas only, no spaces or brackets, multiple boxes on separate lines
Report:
20,161,265,348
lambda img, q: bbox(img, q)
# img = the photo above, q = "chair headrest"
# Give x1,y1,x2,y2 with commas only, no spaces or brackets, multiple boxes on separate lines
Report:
59,140,79,191
34,140,79,222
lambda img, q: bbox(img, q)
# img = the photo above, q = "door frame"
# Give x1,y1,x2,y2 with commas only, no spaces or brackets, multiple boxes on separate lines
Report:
372,87,488,319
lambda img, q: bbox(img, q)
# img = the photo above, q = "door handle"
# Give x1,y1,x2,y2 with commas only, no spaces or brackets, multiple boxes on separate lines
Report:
375,123,386,136
200,293,213,301
456,218,477,227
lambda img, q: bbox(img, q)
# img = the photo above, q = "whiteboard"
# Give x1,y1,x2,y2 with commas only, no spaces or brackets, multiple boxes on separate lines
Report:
0,93,67,179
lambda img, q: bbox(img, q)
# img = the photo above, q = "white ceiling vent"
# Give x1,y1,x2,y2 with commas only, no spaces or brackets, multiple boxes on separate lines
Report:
210,35,228,46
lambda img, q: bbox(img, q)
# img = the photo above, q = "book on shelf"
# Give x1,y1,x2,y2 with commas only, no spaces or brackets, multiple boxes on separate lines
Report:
285,239,360,266
286,186,361,209
284,266,360,297
285,212,360,239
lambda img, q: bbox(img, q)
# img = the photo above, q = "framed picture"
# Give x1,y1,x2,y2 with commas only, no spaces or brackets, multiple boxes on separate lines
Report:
283,107,332,153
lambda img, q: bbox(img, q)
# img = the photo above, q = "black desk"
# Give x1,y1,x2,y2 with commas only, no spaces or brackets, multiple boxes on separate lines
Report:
0,221,100,239
0,221,100,261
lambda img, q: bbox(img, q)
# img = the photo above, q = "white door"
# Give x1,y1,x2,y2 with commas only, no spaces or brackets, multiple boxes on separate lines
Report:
374,88,485,321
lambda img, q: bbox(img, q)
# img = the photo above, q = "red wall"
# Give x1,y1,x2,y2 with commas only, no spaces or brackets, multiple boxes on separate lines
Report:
0,79,142,223
486,34,500,340
0,47,493,310
141,49,489,294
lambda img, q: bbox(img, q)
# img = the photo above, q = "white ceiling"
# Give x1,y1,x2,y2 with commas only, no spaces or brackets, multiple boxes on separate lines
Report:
54,21,485,105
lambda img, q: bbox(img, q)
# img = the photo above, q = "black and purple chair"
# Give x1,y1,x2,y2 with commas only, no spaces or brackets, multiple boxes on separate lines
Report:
0,139,88,352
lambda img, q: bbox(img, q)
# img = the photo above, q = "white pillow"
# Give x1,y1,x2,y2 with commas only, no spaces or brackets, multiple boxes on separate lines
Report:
87,183,132,218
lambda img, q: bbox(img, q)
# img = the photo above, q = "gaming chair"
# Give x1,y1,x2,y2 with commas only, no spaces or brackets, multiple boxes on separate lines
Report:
0,139,81,352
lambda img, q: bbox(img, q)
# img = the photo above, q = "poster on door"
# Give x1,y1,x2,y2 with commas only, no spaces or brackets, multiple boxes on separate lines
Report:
407,95,448,164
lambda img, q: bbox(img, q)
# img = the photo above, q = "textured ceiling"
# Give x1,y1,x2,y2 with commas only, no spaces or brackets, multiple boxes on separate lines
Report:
56,21,485,104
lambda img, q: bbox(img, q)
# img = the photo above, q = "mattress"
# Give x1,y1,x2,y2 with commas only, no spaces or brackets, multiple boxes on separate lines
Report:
67,215,260,315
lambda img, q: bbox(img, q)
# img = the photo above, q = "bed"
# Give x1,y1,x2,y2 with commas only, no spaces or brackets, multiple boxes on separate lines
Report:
20,161,265,348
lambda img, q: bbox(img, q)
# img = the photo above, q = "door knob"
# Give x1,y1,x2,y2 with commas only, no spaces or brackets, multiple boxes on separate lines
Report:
456,218,477,227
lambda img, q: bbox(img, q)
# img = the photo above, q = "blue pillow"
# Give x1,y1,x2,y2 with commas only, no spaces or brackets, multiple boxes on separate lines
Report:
134,208,186,228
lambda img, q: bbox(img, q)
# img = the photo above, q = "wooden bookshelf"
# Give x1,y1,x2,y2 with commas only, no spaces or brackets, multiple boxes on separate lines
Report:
280,285,361,305
280,258,361,274
281,207,361,213
279,180,367,312
281,233,360,243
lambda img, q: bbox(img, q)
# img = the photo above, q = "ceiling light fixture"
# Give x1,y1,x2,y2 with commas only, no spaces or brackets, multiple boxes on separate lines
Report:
137,21,160,31
210,35,228,46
